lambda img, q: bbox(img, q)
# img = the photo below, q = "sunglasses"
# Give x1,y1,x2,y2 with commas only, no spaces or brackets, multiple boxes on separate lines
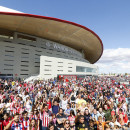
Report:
65,122,70,124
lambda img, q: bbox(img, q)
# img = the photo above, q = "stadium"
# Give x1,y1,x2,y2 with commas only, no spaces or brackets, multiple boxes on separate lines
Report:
0,8,103,80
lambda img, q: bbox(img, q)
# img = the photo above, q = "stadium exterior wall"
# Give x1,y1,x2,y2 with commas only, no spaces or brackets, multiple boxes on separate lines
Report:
0,32,98,79
40,55,98,80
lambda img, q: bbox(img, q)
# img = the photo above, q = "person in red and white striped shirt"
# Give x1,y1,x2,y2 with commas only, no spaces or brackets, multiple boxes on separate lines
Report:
18,103,25,115
5,113,24,130
40,104,52,130
2,113,10,129
30,109,40,121
21,111,31,130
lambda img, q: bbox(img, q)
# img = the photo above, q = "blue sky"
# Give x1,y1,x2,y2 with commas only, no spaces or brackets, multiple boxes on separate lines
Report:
0,0,130,49
0,0,130,73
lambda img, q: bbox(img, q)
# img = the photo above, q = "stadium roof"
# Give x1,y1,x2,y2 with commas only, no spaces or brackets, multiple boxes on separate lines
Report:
0,11,103,63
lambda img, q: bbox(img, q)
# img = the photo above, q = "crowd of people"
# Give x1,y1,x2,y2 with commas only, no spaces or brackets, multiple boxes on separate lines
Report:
0,75,129,130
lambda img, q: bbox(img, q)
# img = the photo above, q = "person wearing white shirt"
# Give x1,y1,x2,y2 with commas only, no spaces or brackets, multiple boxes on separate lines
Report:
97,107,105,119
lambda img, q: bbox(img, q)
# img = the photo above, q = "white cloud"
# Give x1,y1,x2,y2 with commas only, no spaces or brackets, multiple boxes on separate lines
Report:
0,6,22,13
96,48,130,74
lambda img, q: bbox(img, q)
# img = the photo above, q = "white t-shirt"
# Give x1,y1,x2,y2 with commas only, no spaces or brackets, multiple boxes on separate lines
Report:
75,98,80,104
61,100,68,110
63,82,66,86
0,103,5,108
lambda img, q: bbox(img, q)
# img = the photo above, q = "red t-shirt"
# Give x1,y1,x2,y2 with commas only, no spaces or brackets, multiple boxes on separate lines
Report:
47,101,52,109
3,119,10,126
0,120,2,130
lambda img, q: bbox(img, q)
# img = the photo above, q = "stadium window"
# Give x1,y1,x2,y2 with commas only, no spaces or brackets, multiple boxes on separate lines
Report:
21,57,29,58
4,69,13,71
21,48,29,50
5,46,15,48
21,61,29,63
49,48,53,50
56,54,60,55
76,66,96,73
45,60,52,62
4,59,14,61
21,69,29,71
5,50,14,53
35,54,41,56
30,45,36,47
35,50,42,52
18,43,26,45
46,52,52,54
44,69,51,71
44,65,51,67
5,55,14,57
57,70,63,71
21,65,29,67
4,64,13,66
20,74,28,75
21,52,29,54
41,47,46,49
3,40,12,43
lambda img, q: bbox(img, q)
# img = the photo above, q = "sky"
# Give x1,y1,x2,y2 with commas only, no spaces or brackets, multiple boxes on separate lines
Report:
0,0,130,74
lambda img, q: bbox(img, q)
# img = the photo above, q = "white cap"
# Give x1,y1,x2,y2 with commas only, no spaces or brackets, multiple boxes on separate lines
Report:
115,122,121,127
109,122,114,128
26,95,29,98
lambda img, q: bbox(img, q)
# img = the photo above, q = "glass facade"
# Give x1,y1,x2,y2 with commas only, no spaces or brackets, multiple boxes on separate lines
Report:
76,66,97,73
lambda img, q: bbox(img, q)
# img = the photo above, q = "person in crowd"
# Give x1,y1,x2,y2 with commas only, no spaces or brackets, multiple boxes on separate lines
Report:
97,107,105,120
118,108,124,126
52,100,59,115
29,119,39,130
5,113,24,130
77,95,87,109
91,97,97,109
91,109,98,121
84,109,91,126
46,122,58,130
88,119,97,130
56,108,67,129
40,104,52,130
109,116,117,129
60,119,73,130
68,110,75,128
22,111,31,129
75,115,88,130
2,113,10,129
103,104,112,121
51,114,57,126
96,116,109,130
59,94,72,111
64,103,71,116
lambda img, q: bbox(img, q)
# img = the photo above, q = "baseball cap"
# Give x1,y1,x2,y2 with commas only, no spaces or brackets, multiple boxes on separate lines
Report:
92,97,95,100
81,95,84,98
